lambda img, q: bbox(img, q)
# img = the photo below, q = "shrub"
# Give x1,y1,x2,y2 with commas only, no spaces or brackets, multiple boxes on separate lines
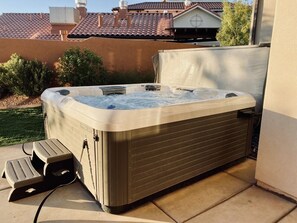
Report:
216,0,252,46
0,65,9,98
57,48,107,86
0,54,52,96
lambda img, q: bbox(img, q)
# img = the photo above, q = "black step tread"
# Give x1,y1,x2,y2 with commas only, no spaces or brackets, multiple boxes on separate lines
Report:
5,157,43,188
33,139,72,164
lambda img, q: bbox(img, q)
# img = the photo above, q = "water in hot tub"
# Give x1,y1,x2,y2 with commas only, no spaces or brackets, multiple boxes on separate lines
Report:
74,88,240,110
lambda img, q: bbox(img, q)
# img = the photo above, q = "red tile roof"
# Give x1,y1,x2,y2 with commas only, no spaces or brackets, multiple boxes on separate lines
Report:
113,2,225,12
0,13,60,40
68,13,173,39
0,2,224,41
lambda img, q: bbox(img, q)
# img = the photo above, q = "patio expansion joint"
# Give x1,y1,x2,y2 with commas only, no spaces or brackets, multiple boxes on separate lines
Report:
255,183,297,204
252,183,297,222
274,205,297,223
151,200,178,223
182,184,253,223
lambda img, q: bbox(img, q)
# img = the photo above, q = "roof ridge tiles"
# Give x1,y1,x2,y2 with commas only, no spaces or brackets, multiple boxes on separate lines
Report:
3,12,49,15
113,1,224,11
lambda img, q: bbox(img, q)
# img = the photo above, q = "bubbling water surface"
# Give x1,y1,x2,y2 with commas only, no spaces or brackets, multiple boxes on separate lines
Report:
74,88,241,110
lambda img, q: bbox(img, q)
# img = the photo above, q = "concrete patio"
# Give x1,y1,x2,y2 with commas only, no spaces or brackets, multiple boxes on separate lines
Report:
1,143,297,223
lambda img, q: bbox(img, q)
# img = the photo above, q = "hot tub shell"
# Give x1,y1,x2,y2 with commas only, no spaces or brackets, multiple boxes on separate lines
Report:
41,84,255,212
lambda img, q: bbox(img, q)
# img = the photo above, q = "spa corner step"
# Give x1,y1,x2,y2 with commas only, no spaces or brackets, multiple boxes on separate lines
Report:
33,139,73,164
2,139,74,202
2,157,44,201
32,139,74,176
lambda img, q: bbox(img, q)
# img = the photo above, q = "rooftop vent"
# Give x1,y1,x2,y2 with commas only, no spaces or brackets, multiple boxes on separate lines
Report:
119,0,128,9
75,0,87,8
75,0,87,18
184,0,192,8
117,0,130,21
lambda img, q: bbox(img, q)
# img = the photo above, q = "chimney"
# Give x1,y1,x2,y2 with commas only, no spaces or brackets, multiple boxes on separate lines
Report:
118,0,128,20
184,0,192,9
60,30,68,41
119,9,128,20
75,0,87,18
98,14,103,28
114,0,132,28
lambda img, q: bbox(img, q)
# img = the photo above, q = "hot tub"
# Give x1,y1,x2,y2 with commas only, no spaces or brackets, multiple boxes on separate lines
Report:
41,83,256,213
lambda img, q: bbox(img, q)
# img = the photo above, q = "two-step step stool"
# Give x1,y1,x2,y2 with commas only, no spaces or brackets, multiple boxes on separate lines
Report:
2,139,74,201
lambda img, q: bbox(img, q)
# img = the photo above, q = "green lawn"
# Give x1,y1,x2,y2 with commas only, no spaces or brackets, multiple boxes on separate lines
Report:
0,107,45,147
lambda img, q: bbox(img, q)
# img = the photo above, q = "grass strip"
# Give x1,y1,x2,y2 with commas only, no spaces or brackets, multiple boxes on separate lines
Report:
0,107,45,147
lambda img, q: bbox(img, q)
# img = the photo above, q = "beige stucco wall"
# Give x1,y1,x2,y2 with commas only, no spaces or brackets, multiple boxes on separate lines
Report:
173,8,221,28
0,37,198,73
254,0,276,44
256,0,297,200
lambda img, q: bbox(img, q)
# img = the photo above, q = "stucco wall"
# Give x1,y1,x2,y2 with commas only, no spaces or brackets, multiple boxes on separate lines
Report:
173,8,221,28
256,0,297,200
0,37,198,73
